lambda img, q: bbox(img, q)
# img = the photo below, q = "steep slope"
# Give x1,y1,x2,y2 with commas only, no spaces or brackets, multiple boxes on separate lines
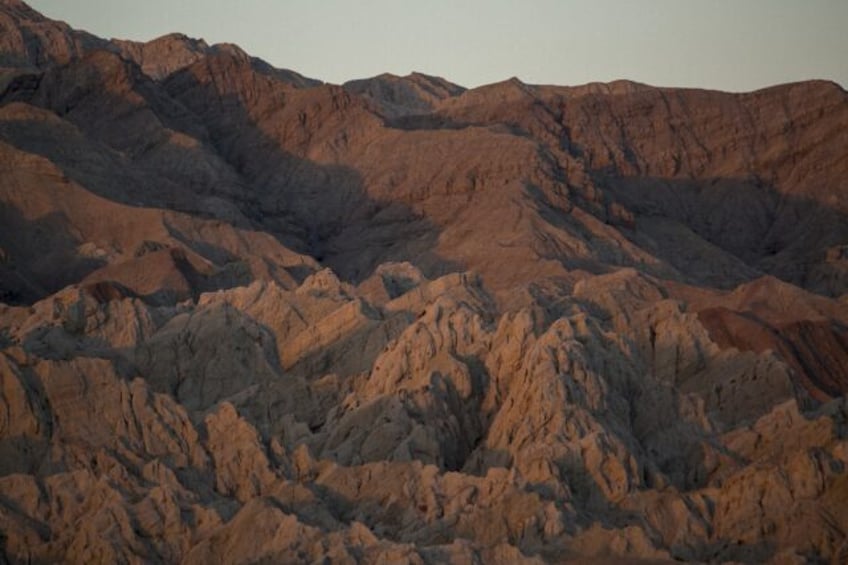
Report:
0,0,105,68
1,2,848,563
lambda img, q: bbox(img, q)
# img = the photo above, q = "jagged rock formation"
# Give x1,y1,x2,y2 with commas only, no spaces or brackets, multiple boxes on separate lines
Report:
1,1,847,563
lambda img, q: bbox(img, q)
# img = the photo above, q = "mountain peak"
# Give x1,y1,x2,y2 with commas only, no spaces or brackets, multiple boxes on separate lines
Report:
0,0,44,19
0,0,104,67
2,2,848,563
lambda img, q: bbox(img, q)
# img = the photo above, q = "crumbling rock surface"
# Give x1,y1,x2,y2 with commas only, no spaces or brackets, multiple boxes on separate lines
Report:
1,1,847,562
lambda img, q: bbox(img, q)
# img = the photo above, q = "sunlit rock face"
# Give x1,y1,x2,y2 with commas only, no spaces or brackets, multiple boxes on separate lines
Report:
1,2,847,563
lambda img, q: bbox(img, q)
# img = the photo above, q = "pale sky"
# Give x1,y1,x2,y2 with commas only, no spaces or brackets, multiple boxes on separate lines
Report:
28,0,848,91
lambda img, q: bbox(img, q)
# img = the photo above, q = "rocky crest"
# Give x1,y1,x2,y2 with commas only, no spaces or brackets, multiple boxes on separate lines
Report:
1,1,847,563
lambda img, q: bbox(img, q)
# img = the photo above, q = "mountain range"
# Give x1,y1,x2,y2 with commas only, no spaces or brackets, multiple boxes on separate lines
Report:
1,1,847,562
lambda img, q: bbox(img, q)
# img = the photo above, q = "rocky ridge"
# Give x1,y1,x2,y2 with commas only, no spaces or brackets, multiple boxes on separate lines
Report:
1,1,847,563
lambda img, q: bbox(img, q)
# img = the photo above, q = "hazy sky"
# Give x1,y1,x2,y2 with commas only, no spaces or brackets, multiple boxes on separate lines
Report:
29,0,848,91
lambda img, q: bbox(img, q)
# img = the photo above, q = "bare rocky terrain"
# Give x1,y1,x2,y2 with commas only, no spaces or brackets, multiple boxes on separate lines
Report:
1,1,848,562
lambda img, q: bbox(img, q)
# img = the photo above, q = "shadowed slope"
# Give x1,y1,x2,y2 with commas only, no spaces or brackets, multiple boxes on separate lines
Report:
1,2,848,563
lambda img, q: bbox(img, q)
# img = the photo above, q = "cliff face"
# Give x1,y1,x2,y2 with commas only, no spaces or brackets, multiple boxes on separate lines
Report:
1,2,848,563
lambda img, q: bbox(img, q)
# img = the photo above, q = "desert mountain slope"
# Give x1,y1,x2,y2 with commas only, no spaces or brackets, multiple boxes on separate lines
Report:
1,1,848,563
